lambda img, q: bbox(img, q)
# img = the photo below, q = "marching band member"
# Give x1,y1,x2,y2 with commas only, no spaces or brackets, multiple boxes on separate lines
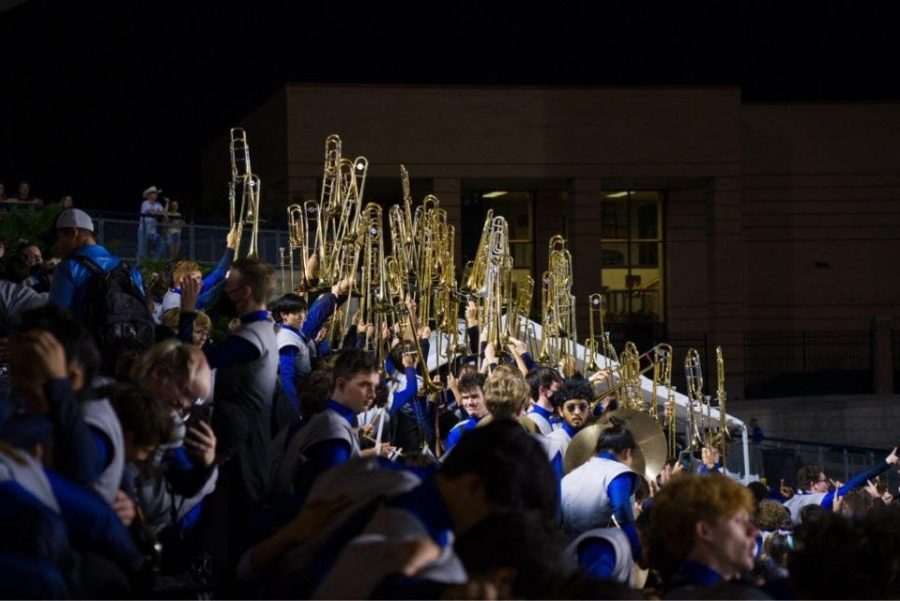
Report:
526,366,563,435
783,447,899,524
444,372,488,453
547,375,593,458
561,420,644,578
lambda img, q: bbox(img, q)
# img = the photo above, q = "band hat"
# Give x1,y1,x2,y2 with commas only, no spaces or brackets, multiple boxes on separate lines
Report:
55,208,95,232
143,186,163,197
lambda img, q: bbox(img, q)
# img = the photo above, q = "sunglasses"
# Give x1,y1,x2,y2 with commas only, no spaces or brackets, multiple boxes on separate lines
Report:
563,401,589,413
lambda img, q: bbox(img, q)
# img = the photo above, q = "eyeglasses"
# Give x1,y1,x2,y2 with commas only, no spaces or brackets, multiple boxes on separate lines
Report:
563,401,589,413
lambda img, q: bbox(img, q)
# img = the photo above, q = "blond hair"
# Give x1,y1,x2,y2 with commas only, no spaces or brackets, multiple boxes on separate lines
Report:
484,364,530,420
130,339,211,403
161,308,212,333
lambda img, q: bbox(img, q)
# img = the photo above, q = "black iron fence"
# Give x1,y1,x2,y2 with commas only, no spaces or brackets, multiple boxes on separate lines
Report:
743,330,873,399
894,329,900,394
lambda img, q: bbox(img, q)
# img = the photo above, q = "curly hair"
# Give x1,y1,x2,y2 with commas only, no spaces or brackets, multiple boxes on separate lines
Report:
559,374,594,403
171,259,202,283
756,499,791,531
651,474,755,561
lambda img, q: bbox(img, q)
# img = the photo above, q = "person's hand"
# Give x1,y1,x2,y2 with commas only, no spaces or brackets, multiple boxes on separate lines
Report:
381,323,391,341
184,420,217,467
179,275,201,312
418,325,431,340
882,491,894,505
483,342,497,364
658,463,674,487
360,423,375,438
284,496,354,544
385,537,441,577
672,460,685,476
446,371,459,391
885,447,899,465
832,491,845,514
402,352,416,368
316,327,329,343
305,254,319,281
113,490,137,527
365,323,376,338
779,479,794,499
16,330,68,381
331,277,351,297
864,479,881,498
226,225,240,250
465,301,478,327
507,336,526,357
589,367,611,384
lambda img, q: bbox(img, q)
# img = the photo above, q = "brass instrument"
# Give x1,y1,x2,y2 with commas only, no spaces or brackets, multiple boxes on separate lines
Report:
589,343,672,414
228,127,261,259
584,293,604,373
564,409,667,481
684,348,705,451
392,302,442,394
715,345,728,464
278,247,288,294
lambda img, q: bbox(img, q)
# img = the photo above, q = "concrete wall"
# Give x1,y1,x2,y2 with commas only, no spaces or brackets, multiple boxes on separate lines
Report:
732,394,900,450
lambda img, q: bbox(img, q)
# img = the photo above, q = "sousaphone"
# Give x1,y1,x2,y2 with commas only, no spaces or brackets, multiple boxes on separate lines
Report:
563,408,667,481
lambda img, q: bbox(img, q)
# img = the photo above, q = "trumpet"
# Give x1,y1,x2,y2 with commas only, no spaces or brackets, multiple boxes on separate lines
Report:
228,127,261,259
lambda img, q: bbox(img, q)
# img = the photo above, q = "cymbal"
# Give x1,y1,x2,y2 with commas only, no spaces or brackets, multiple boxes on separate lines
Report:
562,409,667,481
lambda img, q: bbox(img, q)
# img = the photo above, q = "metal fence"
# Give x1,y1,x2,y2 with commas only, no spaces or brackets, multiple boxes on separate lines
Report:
749,436,899,493
894,329,900,394
743,331,873,399
94,216,290,267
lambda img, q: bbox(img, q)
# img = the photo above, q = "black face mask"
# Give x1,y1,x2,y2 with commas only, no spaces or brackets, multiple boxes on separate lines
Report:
550,390,566,408
211,289,239,318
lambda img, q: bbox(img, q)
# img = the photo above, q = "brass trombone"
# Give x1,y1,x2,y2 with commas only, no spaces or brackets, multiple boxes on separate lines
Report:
228,127,261,259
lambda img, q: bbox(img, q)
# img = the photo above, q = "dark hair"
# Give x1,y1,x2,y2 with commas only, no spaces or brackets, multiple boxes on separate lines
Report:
747,481,769,505
457,372,486,394
230,258,276,304
790,504,900,599
799,503,826,524
300,369,332,417
19,305,101,389
453,510,567,598
560,374,594,403
107,383,172,449
2,256,31,283
596,420,637,455
271,293,308,323
441,420,558,520
332,348,378,384
527,366,562,402
797,465,824,490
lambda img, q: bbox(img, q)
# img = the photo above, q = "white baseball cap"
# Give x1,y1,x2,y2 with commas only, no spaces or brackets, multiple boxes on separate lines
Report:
55,208,94,232
143,186,163,197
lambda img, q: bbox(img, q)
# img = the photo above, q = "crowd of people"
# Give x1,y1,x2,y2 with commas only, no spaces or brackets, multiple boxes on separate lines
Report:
0,205,899,599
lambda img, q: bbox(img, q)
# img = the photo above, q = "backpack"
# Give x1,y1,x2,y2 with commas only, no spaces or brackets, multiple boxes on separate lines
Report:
75,256,155,372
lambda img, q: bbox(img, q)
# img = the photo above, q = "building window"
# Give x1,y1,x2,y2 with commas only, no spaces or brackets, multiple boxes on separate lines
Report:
460,190,534,290
600,190,664,323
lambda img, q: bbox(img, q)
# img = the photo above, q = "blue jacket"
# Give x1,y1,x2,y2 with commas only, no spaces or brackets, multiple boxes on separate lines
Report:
49,244,144,319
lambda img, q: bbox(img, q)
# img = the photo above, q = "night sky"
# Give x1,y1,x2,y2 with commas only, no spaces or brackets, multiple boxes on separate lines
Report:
3,1,900,218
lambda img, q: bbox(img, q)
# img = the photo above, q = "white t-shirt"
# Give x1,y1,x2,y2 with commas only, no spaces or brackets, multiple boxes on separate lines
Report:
140,199,164,234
